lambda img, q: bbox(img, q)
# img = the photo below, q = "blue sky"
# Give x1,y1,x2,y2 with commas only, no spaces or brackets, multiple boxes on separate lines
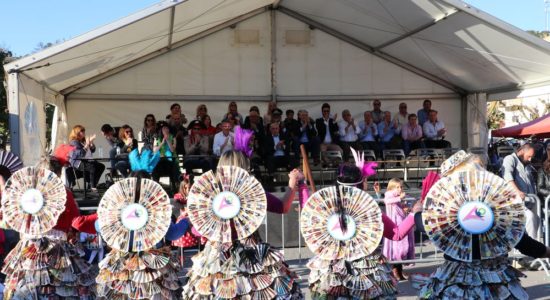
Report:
1,0,548,57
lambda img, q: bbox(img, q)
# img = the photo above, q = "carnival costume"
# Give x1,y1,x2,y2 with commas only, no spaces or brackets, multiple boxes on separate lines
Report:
416,150,530,299
300,148,407,299
95,177,182,299
182,165,303,299
1,166,95,299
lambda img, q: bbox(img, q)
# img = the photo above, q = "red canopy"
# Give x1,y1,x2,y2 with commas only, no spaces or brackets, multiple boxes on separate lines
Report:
492,114,550,138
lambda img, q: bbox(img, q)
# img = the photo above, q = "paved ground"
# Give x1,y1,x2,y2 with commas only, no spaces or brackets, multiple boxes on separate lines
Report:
281,245,550,300
181,244,550,299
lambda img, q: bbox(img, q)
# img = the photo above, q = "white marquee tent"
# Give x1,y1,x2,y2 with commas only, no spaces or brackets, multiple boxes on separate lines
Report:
5,0,550,165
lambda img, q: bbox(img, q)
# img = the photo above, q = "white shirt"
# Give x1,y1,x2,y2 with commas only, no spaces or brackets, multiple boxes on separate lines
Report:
272,136,285,156
422,120,445,140
213,132,234,156
338,120,360,142
358,121,378,142
393,113,408,134
323,119,332,144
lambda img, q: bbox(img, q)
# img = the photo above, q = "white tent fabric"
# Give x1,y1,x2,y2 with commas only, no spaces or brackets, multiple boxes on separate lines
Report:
5,0,550,164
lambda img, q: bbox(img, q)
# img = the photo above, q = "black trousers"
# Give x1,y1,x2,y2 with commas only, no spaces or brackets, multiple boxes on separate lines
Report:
76,161,105,189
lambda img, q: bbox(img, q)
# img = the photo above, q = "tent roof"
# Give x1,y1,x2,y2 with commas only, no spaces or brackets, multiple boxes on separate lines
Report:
491,114,550,138
5,0,550,96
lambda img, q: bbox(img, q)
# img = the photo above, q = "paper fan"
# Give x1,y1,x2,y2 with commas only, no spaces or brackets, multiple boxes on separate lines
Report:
300,185,383,261
187,166,266,243
1,166,66,235
423,170,525,262
98,178,171,252
0,150,23,179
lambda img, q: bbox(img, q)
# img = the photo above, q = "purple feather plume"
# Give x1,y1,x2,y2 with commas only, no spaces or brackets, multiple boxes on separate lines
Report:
234,126,254,157
362,161,378,178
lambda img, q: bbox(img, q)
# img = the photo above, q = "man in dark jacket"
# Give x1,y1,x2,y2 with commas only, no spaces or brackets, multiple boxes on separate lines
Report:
298,109,321,165
264,122,294,174
315,103,343,166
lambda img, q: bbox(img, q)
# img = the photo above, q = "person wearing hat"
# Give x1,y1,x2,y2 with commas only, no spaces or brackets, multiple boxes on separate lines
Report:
182,120,212,179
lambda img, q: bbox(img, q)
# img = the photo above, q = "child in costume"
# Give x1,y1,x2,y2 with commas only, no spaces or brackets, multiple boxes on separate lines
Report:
414,150,550,299
182,127,305,299
2,158,95,299
382,178,415,281
300,148,422,299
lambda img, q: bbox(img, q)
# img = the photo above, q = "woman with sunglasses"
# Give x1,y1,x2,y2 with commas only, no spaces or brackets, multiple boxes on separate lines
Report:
68,125,105,191
140,114,157,151
114,124,138,177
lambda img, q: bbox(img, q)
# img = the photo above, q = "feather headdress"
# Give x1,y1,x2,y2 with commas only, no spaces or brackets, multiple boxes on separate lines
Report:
233,126,254,158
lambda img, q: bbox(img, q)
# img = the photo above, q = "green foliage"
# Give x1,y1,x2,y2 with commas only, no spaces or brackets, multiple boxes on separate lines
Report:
487,101,505,130
0,49,13,142
526,30,550,40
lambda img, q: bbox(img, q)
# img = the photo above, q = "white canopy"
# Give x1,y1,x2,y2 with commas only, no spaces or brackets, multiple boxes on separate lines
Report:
5,0,550,164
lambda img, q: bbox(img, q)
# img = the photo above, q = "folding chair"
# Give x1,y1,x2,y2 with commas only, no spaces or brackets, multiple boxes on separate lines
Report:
381,149,408,187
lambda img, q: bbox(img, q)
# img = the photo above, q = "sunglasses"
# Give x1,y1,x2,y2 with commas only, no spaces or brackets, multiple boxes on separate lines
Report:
322,110,330,113
146,119,154,122
126,130,133,133
192,127,201,130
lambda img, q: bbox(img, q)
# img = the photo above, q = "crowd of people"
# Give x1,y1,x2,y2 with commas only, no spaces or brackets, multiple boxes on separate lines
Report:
66,99,453,192
0,125,549,298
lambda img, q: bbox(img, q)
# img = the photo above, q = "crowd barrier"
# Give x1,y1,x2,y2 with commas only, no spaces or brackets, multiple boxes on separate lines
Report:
256,191,550,273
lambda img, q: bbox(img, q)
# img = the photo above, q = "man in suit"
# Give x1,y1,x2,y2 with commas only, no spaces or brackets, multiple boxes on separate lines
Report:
315,103,343,166
264,122,293,174
298,109,321,165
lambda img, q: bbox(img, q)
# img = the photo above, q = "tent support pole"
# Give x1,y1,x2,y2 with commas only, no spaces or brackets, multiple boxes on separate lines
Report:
270,9,277,103
278,6,466,95
7,73,21,155
167,7,176,48
373,9,459,50
61,7,269,95
461,95,469,149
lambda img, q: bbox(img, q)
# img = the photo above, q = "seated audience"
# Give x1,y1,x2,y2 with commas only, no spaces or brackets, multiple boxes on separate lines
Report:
283,109,300,157
417,99,432,126
263,101,278,126
370,99,383,124
152,121,180,192
100,124,119,176
338,109,361,162
402,114,425,155
115,125,138,178
315,103,343,165
213,121,235,157
243,108,266,155
358,111,379,156
378,111,400,150
298,109,321,165
422,109,451,149
196,104,208,121
200,114,217,142
222,101,243,125
140,114,157,151
167,103,187,125
68,125,105,191
168,112,188,155
264,122,293,175
393,102,409,135
183,120,212,177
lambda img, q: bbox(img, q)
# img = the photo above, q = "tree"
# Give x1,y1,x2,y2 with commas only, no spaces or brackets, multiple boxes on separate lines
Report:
487,101,505,130
0,48,13,146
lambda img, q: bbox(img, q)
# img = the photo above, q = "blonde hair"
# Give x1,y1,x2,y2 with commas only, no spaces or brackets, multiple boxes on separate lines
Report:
69,125,85,142
217,150,250,171
386,178,403,192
